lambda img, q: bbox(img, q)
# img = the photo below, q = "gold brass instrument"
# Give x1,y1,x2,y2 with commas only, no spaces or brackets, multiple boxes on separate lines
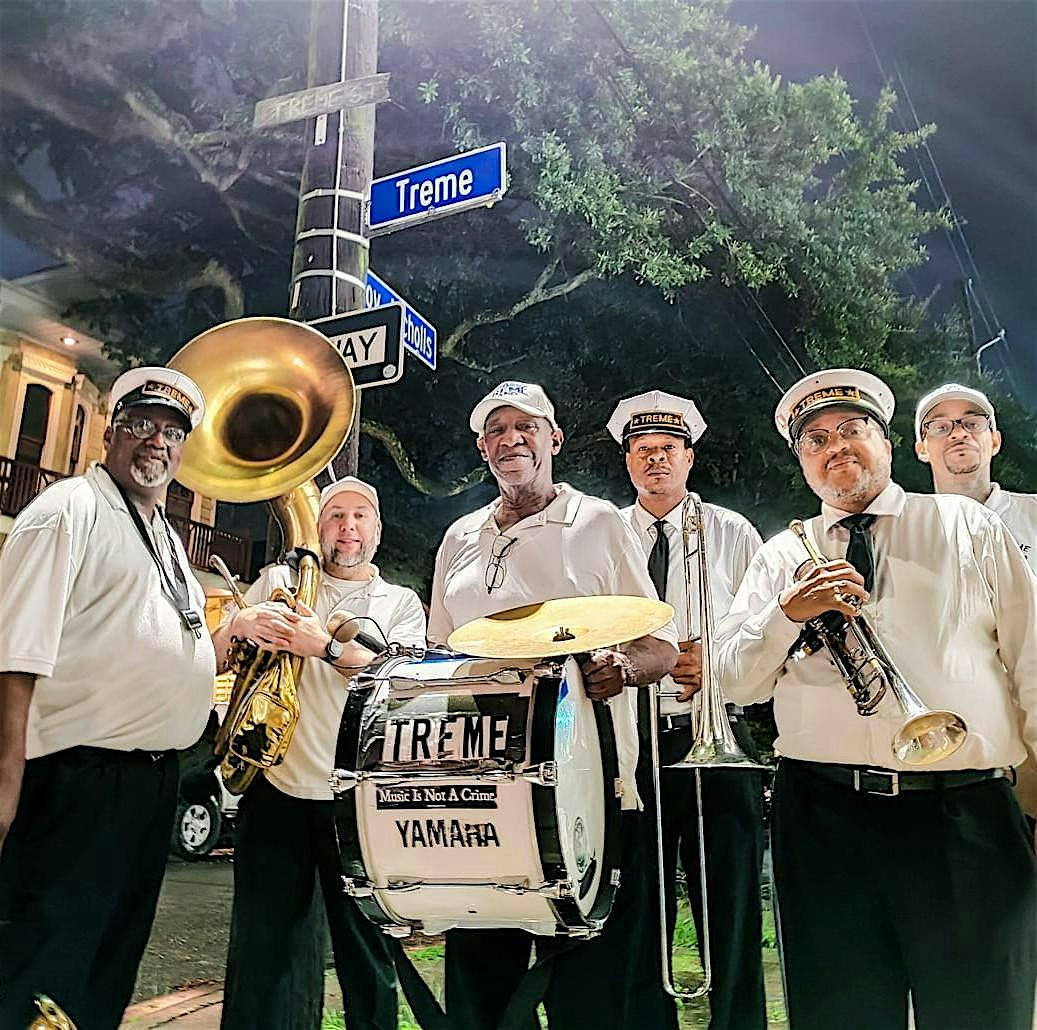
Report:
788,518,967,765
29,995,75,1030
170,317,355,793
649,492,763,1001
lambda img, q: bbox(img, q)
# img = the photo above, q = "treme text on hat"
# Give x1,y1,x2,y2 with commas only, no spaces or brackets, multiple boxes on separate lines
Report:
774,369,894,445
469,381,559,434
319,476,380,517
606,390,707,448
110,367,206,430
914,383,996,441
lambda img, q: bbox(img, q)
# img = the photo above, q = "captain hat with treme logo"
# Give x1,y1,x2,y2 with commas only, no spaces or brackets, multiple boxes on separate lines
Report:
110,367,206,430
607,390,707,449
774,368,895,446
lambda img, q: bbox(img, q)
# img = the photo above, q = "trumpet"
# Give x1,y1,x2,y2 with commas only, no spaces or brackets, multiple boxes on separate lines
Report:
788,519,967,765
649,492,763,1001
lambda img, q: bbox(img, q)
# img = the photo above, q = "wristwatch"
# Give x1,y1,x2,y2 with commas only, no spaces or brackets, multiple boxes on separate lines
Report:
324,637,345,663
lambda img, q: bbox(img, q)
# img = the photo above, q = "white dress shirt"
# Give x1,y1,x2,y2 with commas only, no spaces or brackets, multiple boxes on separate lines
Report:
0,464,216,758
715,481,1037,771
622,497,762,715
428,483,679,810
225,563,427,800
986,483,1037,573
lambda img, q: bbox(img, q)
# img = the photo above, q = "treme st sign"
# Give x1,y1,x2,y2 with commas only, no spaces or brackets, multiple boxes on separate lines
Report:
252,73,391,129
367,142,507,237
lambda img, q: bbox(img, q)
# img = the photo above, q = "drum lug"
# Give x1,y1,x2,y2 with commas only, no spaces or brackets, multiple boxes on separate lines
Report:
382,924,413,939
495,878,575,900
329,768,358,793
341,875,374,898
522,761,558,787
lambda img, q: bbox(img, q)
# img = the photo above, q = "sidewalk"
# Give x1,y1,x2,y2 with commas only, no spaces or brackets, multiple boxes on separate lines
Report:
120,974,345,1028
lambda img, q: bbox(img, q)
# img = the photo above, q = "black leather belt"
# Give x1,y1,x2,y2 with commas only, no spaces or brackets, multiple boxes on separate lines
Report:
792,760,1011,797
63,745,175,763
658,703,742,734
658,713,693,733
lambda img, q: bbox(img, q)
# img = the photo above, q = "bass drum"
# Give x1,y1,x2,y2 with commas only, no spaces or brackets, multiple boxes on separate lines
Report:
333,653,622,937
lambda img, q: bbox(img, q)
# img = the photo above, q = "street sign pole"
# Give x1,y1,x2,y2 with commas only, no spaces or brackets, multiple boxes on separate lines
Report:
288,0,379,482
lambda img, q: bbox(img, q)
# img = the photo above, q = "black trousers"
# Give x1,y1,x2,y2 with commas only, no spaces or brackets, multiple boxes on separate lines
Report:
221,777,399,1030
444,811,655,1030
0,747,179,1030
630,720,767,1030
773,759,1037,1030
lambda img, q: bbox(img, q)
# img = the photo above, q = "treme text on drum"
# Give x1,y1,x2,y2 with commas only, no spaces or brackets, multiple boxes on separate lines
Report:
383,713,510,763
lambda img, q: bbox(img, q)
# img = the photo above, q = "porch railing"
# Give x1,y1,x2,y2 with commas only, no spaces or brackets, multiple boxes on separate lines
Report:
0,457,250,578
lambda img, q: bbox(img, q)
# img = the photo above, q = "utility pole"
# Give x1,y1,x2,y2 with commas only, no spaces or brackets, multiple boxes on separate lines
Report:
289,0,378,481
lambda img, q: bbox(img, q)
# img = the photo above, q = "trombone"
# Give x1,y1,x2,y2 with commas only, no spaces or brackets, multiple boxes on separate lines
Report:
648,492,763,1001
788,519,967,765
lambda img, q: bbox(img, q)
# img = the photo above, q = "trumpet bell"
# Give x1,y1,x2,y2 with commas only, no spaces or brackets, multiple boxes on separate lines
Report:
893,710,968,766
168,316,355,502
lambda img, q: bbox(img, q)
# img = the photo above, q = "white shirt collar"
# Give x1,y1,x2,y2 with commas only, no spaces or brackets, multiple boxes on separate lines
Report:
821,480,905,536
632,495,688,536
985,482,1008,514
88,462,166,523
465,482,584,534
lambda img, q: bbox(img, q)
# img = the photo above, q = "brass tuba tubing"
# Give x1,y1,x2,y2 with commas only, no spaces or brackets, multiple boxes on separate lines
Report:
788,519,968,766
169,318,356,794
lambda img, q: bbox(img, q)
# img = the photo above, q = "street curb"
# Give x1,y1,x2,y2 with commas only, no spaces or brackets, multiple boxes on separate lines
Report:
121,983,223,1027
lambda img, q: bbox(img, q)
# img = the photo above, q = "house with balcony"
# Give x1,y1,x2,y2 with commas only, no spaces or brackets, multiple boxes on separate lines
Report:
0,268,252,613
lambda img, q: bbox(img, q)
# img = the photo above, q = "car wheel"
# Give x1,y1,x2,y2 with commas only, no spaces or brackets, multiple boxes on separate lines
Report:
172,796,222,859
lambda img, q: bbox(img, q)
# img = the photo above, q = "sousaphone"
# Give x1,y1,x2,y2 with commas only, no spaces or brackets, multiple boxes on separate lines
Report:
170,317,355,793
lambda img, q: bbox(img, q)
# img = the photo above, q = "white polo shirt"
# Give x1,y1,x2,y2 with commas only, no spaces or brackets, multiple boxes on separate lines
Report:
986,483,1037,573
623,497,762,715
715,481,1037,771
0,463,216,758
429,483,679,810
228,563,427,800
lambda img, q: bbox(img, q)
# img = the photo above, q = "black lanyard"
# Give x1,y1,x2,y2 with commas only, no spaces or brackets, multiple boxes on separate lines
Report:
102,466,204,638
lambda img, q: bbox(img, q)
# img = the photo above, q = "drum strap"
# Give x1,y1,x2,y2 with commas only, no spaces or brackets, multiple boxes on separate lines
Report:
391,947,459,1030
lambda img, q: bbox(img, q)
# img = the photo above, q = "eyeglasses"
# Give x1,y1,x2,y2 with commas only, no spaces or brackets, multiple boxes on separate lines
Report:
114,417,188,446
921,415,992,439
485,535,517,593
794,416,875,457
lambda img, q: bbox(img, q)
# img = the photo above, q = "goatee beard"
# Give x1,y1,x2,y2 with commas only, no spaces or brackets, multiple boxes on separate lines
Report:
324,542,376,570
130,459,169,488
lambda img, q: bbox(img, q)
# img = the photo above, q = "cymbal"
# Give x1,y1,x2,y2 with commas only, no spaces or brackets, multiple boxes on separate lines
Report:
448,596,674,659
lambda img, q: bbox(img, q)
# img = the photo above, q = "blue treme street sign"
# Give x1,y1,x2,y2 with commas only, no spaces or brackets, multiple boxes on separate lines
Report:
366,142,507,237
364,271,437,371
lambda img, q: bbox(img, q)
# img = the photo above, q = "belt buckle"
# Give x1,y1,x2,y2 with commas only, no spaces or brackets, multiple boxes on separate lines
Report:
853,767,900,796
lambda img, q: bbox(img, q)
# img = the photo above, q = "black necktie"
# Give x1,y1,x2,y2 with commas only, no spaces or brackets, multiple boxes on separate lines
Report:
641,521,669,744
648,520,669,600
839,513,877,593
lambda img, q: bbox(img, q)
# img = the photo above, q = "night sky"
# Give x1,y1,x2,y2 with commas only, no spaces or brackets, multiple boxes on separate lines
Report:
734,0,1037,404
4,1,1034,404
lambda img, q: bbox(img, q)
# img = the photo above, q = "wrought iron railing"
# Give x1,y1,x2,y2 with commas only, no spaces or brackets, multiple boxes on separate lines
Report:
0,457,250,578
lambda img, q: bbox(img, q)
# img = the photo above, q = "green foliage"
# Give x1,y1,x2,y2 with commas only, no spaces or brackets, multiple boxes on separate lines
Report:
6,0,1031,595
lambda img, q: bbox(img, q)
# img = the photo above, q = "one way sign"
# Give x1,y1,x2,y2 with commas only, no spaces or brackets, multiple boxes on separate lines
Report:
308,304,405,389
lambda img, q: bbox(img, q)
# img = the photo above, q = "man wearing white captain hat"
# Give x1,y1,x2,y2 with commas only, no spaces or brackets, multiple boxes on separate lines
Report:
914,382,1037,573
608,390,766,1030
714,368,1037,1030
212,475,427,1029
0,366,216,1029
